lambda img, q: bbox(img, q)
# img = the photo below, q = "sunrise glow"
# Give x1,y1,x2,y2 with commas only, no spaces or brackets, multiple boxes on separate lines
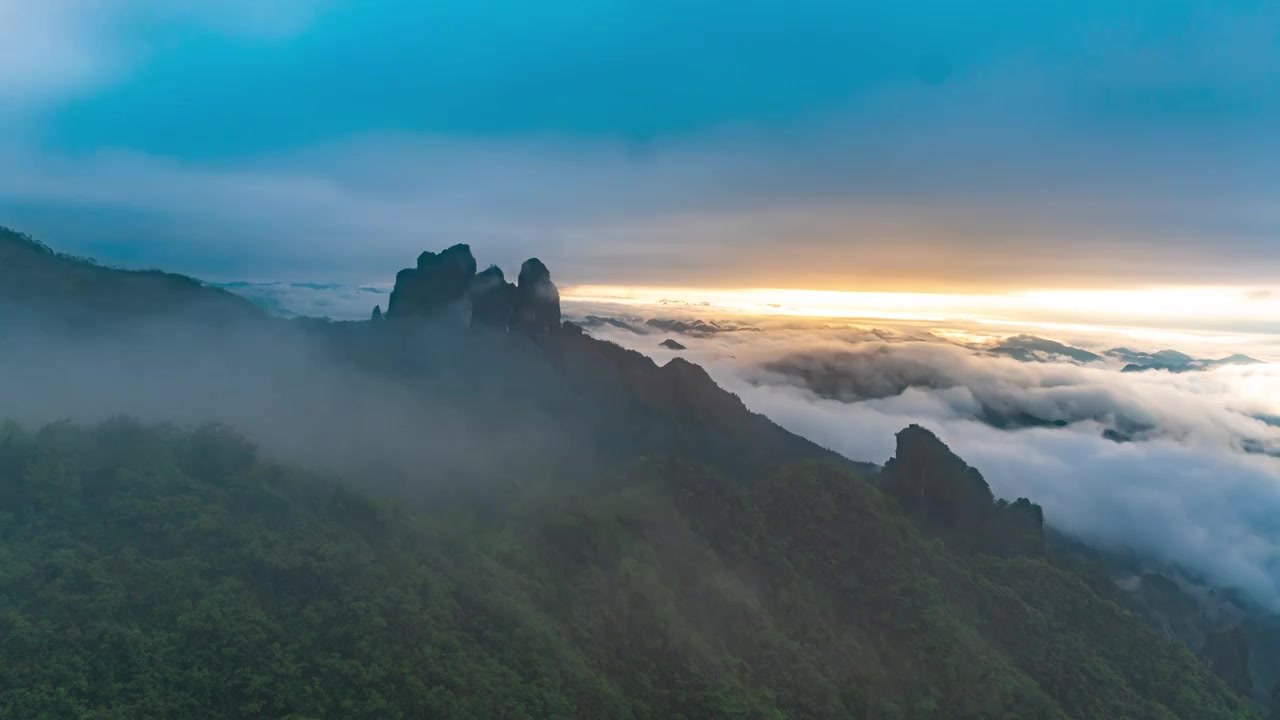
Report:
563,285,1280,329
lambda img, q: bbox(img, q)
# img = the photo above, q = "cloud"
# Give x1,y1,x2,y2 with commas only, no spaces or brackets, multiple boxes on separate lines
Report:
1,3,1279,288
0,3,113,103
5,118,1280,291
211,281,389,319
1,2,1279,292
583,316,1280,611
755,342,1280,451
0,312,578,497
0,1,322,106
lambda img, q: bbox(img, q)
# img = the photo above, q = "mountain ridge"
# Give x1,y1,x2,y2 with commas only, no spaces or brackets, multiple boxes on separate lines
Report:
0,226,1268,718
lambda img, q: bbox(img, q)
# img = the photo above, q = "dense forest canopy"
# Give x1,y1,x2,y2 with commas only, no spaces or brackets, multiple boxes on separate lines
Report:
0,419,1259,719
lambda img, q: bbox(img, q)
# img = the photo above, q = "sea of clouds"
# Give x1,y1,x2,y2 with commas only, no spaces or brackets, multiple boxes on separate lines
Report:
218,281,1280,611
572,308,1280,612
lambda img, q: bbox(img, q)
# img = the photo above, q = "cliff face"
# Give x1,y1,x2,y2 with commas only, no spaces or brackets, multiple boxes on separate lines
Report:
384,244,561,334
881,424,1045,556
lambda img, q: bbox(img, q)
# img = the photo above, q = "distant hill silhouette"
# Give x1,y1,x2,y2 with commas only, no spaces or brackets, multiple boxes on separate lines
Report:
0,226,261,328
988,334,1261,373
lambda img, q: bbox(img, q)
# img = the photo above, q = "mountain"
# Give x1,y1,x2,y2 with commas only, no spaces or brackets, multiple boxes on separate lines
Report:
990,334,1103,364
575,315,647,333
0,418,1259,719
567,315,760,337
0,231,847,487
1109,347,1262,373
0,227,261,329
0,227,1266,718
1074,547,1280,711
644,318,761,336
982,335,1262,374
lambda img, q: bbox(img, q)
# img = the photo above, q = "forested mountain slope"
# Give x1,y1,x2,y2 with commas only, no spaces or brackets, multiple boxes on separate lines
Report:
0,227,1264,718
0,227,260,327
0,420,1258,719
0,228,853,487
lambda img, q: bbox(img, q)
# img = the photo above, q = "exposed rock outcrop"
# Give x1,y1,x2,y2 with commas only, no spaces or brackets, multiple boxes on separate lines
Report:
883,424,995,531
513,259,561,334
882,424,1044,555
387,244,477,319
470,265,515,330
384,246,561,335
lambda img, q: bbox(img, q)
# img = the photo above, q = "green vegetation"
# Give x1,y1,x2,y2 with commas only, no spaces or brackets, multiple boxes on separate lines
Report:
0,226,259,327
0,419,1258,719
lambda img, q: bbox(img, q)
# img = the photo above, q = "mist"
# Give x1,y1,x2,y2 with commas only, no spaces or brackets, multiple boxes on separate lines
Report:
582,316,1280,611
0,312,574,496
7,283,1280,610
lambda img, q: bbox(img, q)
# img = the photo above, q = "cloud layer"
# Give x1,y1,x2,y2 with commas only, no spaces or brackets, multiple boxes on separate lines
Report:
2,2,1280,288
580,313,1280,611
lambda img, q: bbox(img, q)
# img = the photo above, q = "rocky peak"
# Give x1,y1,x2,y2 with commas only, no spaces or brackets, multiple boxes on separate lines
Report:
470,265,515,330
388,244,478,319
513,258,561,334
383,246,561,336
883,424,1043,555
884,424,995,524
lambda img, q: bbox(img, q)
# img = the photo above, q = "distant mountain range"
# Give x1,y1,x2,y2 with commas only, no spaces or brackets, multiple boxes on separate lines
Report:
991,333,1262,372
574,314,761,337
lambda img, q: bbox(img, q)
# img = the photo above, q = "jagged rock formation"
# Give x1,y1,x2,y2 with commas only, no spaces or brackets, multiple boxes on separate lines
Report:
387,244,477,319
384,245,561,334
470,266,515,329
883,424,997,531
882,424,1044,555
371,305,383,321
513,259,560,333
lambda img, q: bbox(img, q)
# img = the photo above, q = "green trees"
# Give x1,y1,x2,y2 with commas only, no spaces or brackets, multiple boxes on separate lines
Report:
0,420,1261,719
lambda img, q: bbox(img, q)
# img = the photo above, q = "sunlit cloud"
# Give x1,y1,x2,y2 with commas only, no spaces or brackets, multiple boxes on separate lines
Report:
563,285,1280,352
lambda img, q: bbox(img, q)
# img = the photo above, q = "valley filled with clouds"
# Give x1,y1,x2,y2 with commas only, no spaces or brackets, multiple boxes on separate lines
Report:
216,277,1280,611
566,305,1280,613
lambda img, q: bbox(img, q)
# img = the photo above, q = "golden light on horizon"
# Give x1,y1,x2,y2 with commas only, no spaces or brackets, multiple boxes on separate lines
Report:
562,284,1280,352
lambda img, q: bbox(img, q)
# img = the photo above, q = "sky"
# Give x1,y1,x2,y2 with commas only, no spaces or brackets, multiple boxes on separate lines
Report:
2,1,1280,321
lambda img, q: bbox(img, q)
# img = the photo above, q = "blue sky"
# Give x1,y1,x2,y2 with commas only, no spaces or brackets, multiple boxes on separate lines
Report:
1,0,1278,289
